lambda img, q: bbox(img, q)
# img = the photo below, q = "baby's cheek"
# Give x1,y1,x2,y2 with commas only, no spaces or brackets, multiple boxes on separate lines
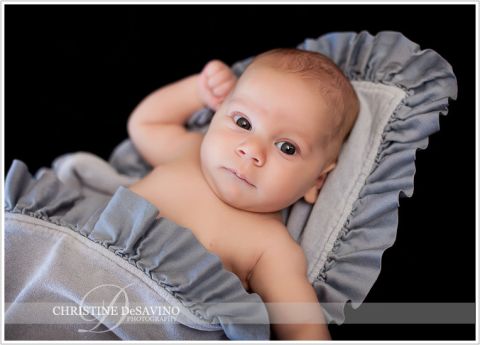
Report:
260,178,291,206
202,130,227,164
216,130,239,152
200,134,214,165
270,172,308,203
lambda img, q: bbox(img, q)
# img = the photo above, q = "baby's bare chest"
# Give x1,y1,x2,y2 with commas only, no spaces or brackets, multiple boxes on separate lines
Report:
129,157,269,289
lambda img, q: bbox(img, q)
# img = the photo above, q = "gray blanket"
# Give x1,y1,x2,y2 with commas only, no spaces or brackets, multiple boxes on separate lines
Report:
4,157,270,340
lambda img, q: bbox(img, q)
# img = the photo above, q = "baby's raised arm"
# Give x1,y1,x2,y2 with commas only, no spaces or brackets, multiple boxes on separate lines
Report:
127,60,236,166
249,231,331,340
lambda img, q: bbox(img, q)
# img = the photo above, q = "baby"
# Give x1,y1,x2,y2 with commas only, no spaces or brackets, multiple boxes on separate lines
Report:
127,48,359,340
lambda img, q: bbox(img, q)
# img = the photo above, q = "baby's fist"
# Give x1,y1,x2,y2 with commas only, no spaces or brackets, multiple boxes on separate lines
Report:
198,60,237,111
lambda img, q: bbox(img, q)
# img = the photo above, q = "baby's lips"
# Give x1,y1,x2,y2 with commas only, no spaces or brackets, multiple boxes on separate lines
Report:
225,167,256,188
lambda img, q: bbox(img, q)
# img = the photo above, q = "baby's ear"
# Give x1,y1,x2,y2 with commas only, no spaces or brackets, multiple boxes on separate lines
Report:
303,162,336,204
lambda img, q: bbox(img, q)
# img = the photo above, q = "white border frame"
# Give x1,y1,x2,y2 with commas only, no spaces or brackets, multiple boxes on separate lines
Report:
1,2,477,345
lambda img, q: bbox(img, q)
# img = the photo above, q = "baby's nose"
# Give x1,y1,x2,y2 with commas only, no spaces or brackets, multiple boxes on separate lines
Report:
236,144,265,166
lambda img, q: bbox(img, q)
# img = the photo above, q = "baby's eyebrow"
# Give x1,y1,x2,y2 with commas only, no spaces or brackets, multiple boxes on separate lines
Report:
229,97,267,116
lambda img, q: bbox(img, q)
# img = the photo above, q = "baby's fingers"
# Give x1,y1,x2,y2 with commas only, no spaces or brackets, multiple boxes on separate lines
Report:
203,60,225,77
198,59,236,110
212,79,235,97
207,69,234,89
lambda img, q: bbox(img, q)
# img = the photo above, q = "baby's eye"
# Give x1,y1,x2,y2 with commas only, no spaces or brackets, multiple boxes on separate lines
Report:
275,141,296,155
233,115,252,131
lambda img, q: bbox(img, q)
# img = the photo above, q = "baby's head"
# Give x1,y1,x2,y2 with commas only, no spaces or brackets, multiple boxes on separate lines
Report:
200,48,359,213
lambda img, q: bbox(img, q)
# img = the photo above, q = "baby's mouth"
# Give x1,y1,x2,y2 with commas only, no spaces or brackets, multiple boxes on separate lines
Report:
223,167,256,188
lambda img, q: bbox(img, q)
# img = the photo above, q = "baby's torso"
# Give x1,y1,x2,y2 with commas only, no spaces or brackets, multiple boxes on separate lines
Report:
129,134,283,291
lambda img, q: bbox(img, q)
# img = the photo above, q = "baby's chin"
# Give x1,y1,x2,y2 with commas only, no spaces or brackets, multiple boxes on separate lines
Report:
199,161,293,213
207,177,288,213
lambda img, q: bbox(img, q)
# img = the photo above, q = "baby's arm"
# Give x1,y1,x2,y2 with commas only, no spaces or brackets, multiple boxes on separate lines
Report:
128,60,236,166
249,234,331,340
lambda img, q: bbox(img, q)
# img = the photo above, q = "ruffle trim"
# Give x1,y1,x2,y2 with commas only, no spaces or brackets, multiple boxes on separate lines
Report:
299,31,457,323
4,160,270,340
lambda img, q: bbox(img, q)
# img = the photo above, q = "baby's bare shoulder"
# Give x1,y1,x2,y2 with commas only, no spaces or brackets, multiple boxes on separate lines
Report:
256,221,307,270
247,221,309,297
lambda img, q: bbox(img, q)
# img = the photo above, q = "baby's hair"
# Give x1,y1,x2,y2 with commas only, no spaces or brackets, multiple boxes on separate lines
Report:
250,48,359,161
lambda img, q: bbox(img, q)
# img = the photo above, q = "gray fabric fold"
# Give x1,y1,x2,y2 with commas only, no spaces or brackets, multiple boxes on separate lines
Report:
5,160,270,340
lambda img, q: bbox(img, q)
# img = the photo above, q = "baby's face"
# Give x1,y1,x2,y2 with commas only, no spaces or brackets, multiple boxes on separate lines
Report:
200,64,337,213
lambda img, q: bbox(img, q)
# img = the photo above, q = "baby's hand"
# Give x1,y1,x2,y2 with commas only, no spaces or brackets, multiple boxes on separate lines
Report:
198,60,237,111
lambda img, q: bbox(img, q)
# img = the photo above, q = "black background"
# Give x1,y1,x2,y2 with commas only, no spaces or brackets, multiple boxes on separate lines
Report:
5,4,476,341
